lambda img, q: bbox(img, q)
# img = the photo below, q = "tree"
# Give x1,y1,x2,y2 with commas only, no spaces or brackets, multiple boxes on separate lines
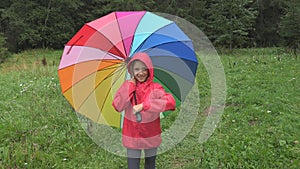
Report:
1,0,84,51
40,0,85,49
279,0,300,55
207,0,257,50
253,0,285,47
104,0,156,12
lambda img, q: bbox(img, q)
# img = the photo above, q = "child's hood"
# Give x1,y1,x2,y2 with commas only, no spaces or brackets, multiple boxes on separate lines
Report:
127,52,154,84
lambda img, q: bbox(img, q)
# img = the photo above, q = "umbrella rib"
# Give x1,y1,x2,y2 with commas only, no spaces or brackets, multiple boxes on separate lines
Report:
96,67,127,122
98,64,124,74
62,62,124,93
101,50,124,61
131,22,175,54
59,56,124,70
143,40,192,50
78,45,125,61
76,64,126,114
101,64,126,82
155,62,196,84
67,35,84,54
154,75,181,102
128,12,147,56
86,23,126,58
142,40,195,62
115,13,127,57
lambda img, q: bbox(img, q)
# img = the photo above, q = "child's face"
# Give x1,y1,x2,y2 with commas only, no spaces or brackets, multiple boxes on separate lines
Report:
132,61,149,82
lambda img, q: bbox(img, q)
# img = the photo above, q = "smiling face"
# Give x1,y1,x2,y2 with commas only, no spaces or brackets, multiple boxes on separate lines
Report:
131,60,149,83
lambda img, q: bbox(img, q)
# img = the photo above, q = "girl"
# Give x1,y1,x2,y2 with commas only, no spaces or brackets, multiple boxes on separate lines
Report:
112,52,176,169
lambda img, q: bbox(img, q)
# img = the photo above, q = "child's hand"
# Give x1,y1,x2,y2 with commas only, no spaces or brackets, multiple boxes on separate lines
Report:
128,77,136,85
133,104,143,114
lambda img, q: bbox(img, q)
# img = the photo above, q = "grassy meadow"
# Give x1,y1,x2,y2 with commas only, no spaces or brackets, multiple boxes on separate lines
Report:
0,48,299,168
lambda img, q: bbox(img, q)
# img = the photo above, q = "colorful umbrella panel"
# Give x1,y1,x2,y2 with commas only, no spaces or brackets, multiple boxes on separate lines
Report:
58,11,198,128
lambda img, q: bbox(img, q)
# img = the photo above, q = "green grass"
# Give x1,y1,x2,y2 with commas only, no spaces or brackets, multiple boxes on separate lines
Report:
0,48,299,168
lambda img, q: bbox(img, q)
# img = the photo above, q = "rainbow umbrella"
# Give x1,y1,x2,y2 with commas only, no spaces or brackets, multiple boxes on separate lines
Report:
58,11,198,128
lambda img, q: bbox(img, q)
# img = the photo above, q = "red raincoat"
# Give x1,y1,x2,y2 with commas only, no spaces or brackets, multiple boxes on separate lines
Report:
112,52,176,149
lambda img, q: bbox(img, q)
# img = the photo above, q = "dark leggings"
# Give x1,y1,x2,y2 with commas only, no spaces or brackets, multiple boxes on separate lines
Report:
127,148,157,169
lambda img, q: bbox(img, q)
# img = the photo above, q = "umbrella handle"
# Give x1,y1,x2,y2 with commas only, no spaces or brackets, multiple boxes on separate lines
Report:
133,91,142,123
135,112,142,122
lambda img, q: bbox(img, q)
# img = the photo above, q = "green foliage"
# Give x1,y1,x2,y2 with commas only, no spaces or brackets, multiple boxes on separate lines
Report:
155,0,210,33
0,0,299,52
104,0,156,11
254,0,285,47
208,0,257,49
279,0,300,53
1,0,85,51
0,48,299,168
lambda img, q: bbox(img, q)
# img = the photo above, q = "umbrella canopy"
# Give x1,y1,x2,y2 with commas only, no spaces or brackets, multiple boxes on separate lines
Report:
58,11,198,128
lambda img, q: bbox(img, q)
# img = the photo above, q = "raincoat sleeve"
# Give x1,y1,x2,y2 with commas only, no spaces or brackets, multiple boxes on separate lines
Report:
112,81,135,112
142,84,176,113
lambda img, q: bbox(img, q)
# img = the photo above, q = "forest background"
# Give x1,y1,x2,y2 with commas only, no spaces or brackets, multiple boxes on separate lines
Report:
0,0,300,59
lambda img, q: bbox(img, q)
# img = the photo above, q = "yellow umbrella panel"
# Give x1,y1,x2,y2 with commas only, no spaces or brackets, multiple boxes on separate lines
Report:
59,59,126,128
